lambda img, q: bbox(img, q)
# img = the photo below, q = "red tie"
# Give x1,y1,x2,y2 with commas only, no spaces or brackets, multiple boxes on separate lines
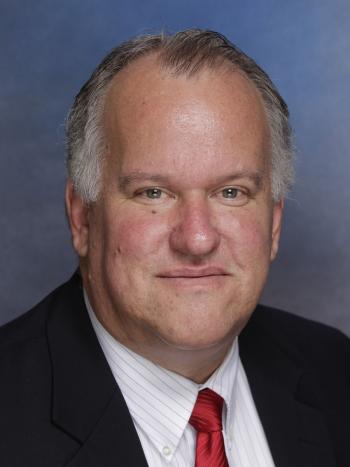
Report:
189,388,229,467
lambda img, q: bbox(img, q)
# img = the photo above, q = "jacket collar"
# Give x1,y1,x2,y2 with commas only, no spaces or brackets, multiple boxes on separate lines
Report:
240,306,336,467
46,273,148,466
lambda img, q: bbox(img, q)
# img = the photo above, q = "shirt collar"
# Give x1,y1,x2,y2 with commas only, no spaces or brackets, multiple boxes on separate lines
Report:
84,290,239,460
199,338,239,433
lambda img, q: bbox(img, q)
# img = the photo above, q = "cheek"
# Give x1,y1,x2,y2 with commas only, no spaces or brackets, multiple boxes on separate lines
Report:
220,210,272,260
103,210,168,260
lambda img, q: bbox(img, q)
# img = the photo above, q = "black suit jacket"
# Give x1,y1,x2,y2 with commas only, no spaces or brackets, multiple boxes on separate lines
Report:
0,272,349,466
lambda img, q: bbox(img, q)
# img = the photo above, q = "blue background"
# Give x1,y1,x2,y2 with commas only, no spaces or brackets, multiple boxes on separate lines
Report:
1,0,349,334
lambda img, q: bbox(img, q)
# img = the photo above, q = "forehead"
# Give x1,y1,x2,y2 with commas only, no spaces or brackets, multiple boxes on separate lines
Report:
105,54,266,120
102,54,270,177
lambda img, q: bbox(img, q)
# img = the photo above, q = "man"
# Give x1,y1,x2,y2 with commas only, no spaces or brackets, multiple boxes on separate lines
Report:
0,29,349,467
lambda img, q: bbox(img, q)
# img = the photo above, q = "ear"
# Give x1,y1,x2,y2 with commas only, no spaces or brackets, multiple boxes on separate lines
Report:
270,198,284,261
65,180,89,257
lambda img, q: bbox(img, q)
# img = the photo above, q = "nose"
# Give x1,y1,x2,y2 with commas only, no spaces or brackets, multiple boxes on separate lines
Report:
169,196,220,258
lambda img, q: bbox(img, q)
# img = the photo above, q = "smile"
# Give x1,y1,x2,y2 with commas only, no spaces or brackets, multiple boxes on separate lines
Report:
156,267,231,287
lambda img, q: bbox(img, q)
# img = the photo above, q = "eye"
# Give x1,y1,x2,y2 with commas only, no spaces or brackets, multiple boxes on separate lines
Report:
213,186,249,206
145,188,163,199
134,187,173,204
222,187,238,199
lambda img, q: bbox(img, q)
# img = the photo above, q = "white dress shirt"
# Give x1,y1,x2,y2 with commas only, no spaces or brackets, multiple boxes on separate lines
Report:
85,292,275,467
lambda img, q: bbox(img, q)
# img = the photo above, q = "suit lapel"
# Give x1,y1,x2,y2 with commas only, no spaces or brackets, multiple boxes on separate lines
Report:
239,306,336,467
46,274,148,466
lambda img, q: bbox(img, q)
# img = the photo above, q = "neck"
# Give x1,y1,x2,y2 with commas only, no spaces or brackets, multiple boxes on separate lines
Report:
126,336,234,383
96,308,234,383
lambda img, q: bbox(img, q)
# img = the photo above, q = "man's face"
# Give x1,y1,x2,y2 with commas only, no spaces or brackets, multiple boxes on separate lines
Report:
75,56,283,353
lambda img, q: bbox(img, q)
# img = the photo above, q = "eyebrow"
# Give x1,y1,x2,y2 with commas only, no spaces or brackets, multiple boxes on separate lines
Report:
219,170,264,189
118,173,171,191
117,170,265,191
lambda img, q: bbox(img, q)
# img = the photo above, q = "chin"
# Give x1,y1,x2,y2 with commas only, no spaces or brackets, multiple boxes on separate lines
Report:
151,300,251,349
157,324,238,351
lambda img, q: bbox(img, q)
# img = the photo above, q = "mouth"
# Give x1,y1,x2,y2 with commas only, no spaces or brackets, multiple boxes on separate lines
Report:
156,267,231,287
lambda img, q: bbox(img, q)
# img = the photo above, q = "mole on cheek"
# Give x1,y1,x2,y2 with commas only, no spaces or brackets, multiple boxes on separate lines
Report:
151,210,157,214
113,247,122,257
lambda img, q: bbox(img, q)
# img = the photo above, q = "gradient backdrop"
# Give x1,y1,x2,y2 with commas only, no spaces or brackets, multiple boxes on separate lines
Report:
1,0,349,335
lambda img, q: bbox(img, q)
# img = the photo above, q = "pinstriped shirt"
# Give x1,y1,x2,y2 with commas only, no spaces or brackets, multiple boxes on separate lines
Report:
85,293,275,467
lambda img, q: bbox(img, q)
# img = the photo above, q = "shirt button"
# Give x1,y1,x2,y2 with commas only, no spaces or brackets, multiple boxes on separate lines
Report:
162,446,172,456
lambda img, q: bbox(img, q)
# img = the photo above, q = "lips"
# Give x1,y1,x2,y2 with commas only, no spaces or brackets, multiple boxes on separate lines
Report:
157,267,230,278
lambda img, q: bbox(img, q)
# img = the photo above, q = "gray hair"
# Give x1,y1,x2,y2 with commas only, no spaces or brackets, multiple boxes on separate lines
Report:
66,29,294,203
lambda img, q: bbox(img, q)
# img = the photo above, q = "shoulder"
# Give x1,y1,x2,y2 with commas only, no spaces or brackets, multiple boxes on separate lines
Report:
0,274,83,464
244,304,350,387
251,304,350,352
0,276,72,349
0,272,81,348
0,292,52,351
0,272,82,379
252,304,349,342
240,306,350,465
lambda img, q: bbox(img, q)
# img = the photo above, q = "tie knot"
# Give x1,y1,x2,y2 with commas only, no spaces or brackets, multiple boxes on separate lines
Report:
189,388,224,433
